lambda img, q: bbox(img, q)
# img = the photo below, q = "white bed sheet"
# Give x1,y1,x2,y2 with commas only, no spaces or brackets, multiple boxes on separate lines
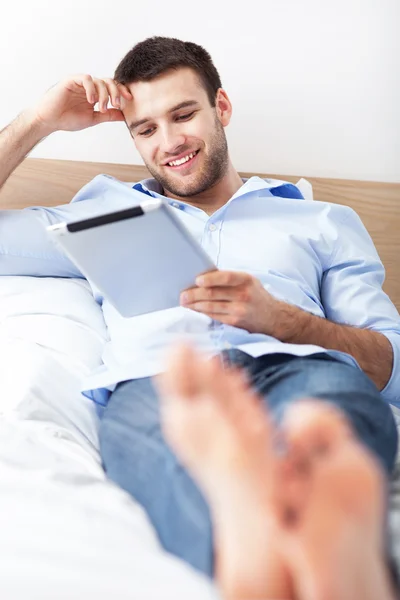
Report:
0,276,218,599
2,275,400,596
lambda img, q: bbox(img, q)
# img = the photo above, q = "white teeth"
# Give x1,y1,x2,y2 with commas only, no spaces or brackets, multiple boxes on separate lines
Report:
168,152,196,167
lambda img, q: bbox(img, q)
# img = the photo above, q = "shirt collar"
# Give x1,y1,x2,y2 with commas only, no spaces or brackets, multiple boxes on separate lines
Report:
137,175,289,206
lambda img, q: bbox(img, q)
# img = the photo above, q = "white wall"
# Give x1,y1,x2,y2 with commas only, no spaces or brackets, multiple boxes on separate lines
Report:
1,0,399,182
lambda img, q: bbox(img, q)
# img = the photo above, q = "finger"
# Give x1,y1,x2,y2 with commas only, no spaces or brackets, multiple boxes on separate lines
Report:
187,300,232,315
117,82,133,100
93,78,111,113
103,78,122,109
181,286,234,306
92,109,125,125
196,270,251,288
73,74,97,104
199,312,242,328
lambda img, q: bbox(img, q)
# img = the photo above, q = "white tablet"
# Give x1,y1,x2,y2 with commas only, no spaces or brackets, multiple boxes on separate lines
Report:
47,198,216,318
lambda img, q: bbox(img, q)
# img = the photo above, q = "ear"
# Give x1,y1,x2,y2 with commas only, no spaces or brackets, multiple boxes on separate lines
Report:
215,89,232,127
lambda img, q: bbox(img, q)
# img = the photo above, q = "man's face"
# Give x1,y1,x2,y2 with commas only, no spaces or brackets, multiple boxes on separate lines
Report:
123,68,229,198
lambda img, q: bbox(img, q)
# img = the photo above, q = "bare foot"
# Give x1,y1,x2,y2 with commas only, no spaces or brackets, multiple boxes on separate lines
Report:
156,344,294,600
157,344,398,600
274,401,397,600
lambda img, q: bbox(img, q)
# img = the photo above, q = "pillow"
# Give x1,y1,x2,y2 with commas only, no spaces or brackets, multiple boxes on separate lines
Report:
0,276,108,374
296,178,314,201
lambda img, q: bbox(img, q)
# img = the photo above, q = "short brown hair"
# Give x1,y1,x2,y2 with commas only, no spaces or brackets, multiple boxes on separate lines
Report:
114,36,222,106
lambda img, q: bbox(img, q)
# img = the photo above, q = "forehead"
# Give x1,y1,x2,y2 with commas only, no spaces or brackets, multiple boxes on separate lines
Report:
124,67,209,122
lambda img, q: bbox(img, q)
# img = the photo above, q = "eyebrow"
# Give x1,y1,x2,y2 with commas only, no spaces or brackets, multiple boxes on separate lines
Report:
128,100,200,132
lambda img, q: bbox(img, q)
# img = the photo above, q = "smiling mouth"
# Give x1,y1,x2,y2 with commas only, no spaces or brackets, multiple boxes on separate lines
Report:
165,150,200,169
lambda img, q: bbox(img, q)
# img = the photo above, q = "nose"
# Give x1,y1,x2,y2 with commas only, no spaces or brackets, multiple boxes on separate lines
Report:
159,124,186,156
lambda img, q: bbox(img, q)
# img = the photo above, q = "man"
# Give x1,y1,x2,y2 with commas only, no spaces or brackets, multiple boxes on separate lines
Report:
0,36,399,578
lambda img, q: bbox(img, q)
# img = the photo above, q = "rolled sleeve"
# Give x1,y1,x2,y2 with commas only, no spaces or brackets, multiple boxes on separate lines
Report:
380,331,400,407
0,208,82,277
0,174,137,278
321,205,400,406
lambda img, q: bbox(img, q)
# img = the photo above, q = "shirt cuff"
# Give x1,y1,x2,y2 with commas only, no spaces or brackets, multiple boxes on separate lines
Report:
380,331,400,407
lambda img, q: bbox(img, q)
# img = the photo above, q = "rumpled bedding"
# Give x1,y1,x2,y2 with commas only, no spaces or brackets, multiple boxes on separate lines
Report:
1,274,399,597
0,276,218,600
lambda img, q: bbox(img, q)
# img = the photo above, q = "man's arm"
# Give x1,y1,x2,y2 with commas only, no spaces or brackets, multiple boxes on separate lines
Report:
270,206,400,395
182,206,400,402
0,75,132,195
0,111,47,191
183,268,395,392
274,300,392,390
0,76,133,279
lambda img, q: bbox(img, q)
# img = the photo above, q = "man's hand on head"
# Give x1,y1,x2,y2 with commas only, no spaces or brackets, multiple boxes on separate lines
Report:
180,270,281,335
29,75,133,137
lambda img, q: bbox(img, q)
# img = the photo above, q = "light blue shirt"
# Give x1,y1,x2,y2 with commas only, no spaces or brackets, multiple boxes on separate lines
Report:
1,174,400,407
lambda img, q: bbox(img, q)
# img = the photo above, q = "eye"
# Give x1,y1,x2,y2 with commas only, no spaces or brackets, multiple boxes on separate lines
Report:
138,127,155,137
176,111,195,121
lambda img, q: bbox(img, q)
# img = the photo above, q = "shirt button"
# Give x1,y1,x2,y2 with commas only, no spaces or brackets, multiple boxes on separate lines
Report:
172,202,180,208
209,224,217,232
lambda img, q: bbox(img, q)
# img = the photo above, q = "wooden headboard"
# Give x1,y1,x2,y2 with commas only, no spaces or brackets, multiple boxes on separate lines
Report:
2,157,400,311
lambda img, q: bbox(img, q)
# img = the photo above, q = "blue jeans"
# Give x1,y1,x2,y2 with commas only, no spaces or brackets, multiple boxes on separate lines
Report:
99,351,398,576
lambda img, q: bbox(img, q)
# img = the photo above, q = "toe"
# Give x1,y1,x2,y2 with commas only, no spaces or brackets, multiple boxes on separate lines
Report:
282,400,385,521
158,343,204,400
202,357,265,429
282,399,353,459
